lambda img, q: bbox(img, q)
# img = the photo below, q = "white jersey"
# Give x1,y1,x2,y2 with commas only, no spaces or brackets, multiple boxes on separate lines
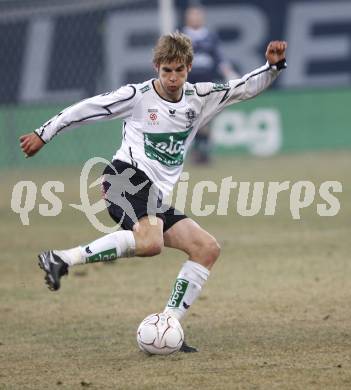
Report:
35,62,281,195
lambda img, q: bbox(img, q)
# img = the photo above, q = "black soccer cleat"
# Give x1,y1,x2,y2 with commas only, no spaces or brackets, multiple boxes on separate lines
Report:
38,251,69,291
179,341,198,353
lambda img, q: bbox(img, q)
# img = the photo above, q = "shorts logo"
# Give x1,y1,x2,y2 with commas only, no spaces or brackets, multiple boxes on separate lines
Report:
167,278,189,308
144,129,191,167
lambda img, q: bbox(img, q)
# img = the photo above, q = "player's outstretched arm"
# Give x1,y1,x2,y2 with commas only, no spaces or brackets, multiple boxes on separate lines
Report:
23,85,137,146
197,40,288,126
20,132,45,158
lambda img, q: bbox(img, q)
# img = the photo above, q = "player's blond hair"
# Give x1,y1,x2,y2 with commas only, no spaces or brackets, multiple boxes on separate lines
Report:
153,31,193,66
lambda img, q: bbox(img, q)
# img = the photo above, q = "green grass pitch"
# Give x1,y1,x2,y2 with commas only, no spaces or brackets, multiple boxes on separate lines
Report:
1,151,350,389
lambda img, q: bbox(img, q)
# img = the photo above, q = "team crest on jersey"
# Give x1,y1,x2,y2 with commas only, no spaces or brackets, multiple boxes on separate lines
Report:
185,108,197,128
144,129,192,167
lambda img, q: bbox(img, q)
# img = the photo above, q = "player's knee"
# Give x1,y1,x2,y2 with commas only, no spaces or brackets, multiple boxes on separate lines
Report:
205,237,221,264
190,236,220,268
142,238,164,257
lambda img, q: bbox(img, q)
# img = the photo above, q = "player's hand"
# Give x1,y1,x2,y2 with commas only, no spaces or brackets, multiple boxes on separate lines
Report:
265,41,287,65
19,132,45,157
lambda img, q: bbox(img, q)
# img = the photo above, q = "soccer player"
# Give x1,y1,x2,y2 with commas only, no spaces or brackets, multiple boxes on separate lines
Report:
182,4,240,164
20,32,287,352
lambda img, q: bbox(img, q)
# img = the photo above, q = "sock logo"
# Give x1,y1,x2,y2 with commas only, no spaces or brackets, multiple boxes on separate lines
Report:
85,246,92,254
183,302,190,309
167,278,189,308
86,248,117,263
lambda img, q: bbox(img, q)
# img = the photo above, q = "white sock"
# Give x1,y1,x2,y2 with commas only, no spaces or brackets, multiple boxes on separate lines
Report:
55,230,136,266
164,260,210,322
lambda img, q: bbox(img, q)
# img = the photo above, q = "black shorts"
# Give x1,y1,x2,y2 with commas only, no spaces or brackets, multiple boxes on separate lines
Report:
102,160,187,232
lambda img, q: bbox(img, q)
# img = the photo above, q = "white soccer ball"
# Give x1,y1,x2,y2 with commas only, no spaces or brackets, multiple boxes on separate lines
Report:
137,313,184,355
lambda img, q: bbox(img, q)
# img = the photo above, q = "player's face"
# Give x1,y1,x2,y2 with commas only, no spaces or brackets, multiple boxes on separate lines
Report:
156,61,191,101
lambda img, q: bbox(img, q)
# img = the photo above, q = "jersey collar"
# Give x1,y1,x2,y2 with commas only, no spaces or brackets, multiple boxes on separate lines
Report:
152,79,184,105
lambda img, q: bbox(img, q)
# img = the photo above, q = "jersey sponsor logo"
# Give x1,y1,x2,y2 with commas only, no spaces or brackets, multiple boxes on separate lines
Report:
144,129,191,167
167,278,189,308
185,89,194,96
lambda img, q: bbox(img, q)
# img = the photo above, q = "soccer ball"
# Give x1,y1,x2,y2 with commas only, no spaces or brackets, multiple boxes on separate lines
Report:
137,313,184,355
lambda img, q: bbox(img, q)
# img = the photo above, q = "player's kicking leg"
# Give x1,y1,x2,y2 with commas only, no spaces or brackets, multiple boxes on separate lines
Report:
37,216,163,291
38,251,69,291
37,216,219,353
